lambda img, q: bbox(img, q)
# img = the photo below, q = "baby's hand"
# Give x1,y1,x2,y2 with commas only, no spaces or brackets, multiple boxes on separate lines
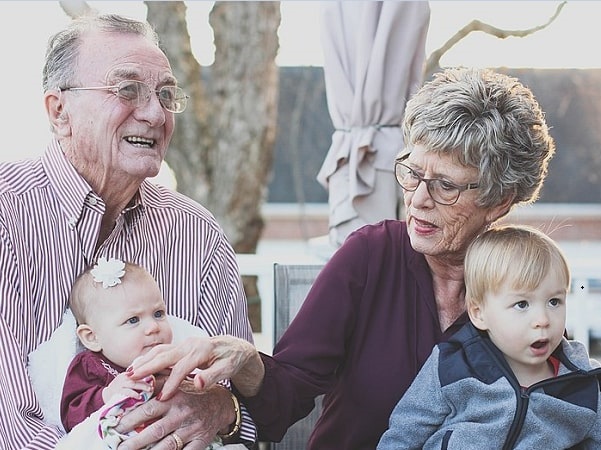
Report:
102,372,154,403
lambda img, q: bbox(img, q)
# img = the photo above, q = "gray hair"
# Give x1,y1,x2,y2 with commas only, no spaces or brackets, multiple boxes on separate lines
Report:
42,14,160,92
402,67,555,209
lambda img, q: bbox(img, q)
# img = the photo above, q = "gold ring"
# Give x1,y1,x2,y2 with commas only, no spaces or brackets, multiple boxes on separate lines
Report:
172,432,184,450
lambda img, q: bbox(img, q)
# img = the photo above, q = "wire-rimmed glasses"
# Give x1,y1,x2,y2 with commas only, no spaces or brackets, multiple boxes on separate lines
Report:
61,80,189,113
394,153,479,206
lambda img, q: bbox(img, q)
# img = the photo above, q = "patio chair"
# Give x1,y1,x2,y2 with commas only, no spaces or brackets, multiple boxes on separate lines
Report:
262,263,324,450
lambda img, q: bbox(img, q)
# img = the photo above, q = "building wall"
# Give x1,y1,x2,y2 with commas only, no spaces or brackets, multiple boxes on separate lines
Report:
261,203,601,242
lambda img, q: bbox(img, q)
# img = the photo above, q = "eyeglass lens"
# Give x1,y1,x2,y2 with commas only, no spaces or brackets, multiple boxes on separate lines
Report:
395,163,460,205
116,80,187,113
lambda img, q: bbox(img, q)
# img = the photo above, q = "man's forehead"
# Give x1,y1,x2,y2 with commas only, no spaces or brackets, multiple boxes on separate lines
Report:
79,30,175,83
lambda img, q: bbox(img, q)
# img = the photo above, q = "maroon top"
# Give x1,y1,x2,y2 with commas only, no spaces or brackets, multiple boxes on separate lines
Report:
239,220,468,449
60,350,124,432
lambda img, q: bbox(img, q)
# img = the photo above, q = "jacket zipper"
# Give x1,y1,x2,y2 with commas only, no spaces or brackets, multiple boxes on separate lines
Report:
503,368,601,448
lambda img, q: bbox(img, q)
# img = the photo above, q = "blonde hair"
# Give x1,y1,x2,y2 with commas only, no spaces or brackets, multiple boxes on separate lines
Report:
465,225,570,310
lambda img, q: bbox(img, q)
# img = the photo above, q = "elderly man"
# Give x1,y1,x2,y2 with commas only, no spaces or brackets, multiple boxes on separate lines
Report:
0,14,254,450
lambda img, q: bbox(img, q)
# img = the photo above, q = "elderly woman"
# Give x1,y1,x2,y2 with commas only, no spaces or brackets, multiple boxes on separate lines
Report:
124,67,556,449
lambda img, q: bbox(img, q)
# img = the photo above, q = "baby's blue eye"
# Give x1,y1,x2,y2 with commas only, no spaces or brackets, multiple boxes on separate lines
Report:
127,316,140,325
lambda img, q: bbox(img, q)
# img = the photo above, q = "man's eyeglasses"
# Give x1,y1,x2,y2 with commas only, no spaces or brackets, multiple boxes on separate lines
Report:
394,153,479,206
61,80,189,113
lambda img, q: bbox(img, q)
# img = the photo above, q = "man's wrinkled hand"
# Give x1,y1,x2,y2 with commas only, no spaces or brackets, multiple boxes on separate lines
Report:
115,385,231,450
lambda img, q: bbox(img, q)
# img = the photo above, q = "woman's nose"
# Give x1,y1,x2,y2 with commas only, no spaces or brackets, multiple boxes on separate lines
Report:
410,180,435,208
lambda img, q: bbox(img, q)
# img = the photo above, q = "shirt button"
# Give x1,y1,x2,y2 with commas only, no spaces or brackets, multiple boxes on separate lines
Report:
68,217,77,228
87,197,98,206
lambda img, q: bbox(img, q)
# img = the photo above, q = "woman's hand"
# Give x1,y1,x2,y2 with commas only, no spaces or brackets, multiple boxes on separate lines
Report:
128,335,265,400
115,384,232,450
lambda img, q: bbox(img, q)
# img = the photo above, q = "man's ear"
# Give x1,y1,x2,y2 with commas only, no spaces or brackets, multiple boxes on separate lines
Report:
44,90,71,137
76,324,102,352
468,302,488,331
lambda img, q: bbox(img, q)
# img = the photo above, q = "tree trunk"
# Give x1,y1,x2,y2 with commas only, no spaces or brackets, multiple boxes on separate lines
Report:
146,1,280,254
208,1,280,253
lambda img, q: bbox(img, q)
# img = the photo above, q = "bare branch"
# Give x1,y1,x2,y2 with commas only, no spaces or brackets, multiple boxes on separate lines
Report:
425,1,567,77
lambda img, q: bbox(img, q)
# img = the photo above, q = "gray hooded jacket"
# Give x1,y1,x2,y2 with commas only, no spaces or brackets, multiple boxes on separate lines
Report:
378,323,601,449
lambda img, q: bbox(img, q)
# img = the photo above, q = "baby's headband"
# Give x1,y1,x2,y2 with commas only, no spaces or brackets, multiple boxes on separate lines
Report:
91,256,126,289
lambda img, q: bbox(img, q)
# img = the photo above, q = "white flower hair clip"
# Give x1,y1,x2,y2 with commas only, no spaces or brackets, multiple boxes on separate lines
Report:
91,257,126,289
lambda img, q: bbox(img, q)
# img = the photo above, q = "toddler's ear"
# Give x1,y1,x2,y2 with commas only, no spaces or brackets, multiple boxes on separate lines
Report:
468,302,489,331
76,324,102,352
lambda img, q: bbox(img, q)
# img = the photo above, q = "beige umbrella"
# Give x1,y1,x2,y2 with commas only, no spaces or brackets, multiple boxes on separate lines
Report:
317,1,430,247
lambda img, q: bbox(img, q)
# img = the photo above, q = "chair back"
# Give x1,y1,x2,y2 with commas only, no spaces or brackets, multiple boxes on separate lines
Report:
268,263,324,450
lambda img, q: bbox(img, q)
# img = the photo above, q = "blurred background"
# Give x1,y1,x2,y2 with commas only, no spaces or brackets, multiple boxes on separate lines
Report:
2,1,600,353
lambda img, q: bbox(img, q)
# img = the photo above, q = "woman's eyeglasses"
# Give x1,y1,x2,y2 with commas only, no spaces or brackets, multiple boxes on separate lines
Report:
394,154,479,206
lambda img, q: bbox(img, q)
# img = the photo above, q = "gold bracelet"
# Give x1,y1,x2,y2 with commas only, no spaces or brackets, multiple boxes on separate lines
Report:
218,390,241,438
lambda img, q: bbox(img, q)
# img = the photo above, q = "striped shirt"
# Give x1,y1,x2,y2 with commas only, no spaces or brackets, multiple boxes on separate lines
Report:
0,140,256,449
